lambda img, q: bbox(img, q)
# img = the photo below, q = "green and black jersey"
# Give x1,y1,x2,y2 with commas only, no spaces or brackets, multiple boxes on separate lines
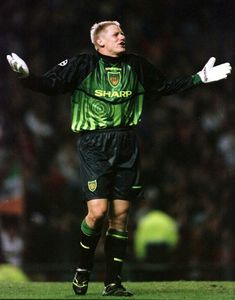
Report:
21,52,201,132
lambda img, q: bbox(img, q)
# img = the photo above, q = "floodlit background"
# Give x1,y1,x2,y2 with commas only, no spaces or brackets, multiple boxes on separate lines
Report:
0,0,234,282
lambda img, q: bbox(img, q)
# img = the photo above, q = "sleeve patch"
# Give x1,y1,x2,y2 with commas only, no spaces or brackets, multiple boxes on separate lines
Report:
58,59,68,66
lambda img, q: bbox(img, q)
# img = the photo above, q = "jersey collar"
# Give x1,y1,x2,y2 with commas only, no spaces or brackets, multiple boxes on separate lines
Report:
97,52,124,63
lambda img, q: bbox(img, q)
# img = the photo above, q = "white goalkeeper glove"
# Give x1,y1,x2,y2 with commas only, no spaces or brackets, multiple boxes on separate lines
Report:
197,57,231,83
6,53,29,78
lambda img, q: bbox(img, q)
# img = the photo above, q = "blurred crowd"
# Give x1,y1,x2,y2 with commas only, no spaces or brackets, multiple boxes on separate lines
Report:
0,0,235,281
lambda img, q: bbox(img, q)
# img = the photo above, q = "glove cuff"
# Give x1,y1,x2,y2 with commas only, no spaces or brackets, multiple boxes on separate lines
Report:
192,74,203,85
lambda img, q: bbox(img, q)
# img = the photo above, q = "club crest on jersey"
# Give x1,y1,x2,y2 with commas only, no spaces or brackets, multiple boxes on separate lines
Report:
58,59,68,66
88,180,97,192
107,71,121,88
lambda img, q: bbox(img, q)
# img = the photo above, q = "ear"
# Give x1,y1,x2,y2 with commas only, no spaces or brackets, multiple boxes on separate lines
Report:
97,38,105,48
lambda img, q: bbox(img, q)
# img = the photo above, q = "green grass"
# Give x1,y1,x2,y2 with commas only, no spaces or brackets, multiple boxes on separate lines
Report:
0,281,235,299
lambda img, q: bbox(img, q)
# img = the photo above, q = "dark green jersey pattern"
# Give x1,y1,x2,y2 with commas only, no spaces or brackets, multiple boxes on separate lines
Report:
71,58,144,131
21,52,202,132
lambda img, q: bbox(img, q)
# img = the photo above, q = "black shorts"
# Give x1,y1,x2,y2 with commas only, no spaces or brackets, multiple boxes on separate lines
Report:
77,127,141,201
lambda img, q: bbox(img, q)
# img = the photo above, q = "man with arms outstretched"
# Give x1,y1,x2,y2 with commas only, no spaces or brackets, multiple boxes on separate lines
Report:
7,21,231,296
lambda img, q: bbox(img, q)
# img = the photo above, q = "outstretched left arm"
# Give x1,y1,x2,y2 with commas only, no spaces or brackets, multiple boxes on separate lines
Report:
157,57,232,96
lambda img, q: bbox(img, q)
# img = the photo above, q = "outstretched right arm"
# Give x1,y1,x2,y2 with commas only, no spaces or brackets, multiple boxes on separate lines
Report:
6,53,82,96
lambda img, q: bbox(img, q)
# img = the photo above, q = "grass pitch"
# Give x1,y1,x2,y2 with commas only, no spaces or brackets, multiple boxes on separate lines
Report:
0,281,234,299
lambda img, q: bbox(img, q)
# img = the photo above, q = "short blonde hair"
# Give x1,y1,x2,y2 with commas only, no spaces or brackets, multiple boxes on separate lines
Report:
90,21,121,50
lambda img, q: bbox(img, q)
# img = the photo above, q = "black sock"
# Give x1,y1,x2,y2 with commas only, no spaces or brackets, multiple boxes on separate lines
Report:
104,228,128,285
77,219,101,271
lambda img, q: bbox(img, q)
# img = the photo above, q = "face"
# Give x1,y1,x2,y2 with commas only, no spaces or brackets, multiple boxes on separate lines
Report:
97,25,126,57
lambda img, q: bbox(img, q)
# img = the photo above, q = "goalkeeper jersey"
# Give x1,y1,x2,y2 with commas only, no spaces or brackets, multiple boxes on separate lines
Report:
21,52,201,132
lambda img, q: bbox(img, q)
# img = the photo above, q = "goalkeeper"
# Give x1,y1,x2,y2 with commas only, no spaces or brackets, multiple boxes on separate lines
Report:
6,21,231,297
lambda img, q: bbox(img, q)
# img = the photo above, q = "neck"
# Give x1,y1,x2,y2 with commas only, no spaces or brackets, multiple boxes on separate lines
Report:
98,49,124,58
97,52,123,63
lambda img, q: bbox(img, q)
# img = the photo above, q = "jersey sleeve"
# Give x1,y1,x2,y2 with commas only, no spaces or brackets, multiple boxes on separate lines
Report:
156,74,202,95
141,56,202,97
20,54,87,95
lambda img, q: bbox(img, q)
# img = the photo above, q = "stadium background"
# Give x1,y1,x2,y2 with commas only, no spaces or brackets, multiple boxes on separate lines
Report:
0,0,234,282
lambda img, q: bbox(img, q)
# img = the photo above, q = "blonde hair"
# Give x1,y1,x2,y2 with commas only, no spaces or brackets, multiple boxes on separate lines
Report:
90,21,121,50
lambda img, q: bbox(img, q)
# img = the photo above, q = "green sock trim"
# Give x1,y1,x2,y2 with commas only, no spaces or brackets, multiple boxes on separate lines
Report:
106,228,128,239
192,74,202,85
81,219,101,236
